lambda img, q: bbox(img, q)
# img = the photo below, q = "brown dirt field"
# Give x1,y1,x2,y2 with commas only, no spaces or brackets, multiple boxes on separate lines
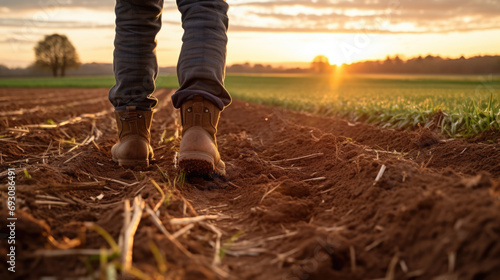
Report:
0,88,499,280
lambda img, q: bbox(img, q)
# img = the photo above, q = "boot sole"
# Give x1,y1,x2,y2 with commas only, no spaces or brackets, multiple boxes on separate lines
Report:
112,157,150,168
179,152,226,176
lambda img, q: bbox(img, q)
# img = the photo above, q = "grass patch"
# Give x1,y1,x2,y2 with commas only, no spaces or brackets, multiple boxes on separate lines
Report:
225,74,500,137
219,231,243,260
23,169,32,179
0,75,178,88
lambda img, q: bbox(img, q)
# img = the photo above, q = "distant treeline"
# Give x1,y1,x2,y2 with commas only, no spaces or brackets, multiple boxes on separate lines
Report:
227,62,309,74
1,55,499,77
0,63,112,77
344,55,500,75
228,55,500,75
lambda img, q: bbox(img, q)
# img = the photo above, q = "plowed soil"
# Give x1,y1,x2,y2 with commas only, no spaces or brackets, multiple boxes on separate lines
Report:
0,88,499,280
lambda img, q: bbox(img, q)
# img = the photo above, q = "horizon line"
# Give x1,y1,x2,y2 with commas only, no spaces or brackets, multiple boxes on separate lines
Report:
3,52,500,69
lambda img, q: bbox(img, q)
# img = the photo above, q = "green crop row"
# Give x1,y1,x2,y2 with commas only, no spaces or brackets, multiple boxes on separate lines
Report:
224,74,500,138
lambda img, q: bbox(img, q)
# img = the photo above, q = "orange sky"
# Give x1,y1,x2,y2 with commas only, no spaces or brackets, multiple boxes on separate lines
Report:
1,0,500,68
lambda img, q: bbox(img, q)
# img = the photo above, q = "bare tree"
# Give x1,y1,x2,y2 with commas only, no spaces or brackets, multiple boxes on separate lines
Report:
34,34,80,77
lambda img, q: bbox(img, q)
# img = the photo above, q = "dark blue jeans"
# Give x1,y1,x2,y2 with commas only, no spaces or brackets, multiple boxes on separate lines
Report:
109,0,231,111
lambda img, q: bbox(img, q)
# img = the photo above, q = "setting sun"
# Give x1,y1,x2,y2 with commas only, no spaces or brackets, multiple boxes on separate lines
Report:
326,54,347,66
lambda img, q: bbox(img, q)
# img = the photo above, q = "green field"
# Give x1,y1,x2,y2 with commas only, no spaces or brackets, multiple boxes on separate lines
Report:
1,74,499,137
0,75,179,89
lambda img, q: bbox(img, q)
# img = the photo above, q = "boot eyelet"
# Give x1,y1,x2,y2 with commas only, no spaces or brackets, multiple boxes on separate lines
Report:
204,108,209,113
187,107,192,113
138,114,142,118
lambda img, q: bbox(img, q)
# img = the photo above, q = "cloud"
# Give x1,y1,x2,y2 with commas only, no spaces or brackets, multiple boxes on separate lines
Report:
1,0,178,12
234,0,500,13
0,37,36,44
0,0,114,11
0,18,114,29
1,0,499,33
228,22,500,34
231,0,500,33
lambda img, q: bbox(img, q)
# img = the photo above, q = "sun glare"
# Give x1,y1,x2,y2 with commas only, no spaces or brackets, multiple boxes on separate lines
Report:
327,55,346,66
316,53,348,67
330,59,344,88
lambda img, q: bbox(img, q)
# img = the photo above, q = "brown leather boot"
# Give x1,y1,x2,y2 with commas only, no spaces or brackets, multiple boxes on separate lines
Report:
179,97,226,176
111,107,154,167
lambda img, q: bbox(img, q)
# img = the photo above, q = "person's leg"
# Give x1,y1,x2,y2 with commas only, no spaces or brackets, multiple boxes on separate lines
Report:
172,0,231,110
109,0,163,110
109,0,163,167
174,0,231,176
